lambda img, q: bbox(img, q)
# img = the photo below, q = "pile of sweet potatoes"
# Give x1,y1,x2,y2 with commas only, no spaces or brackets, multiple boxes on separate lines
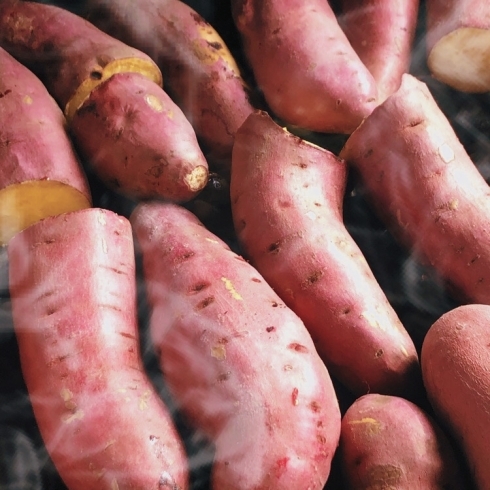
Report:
1,0,490,489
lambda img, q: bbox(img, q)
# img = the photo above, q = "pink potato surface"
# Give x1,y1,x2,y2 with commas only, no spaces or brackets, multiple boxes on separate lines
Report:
231,0,378,134
340,393,468,489
8,208,189,490
131,201,341,490
422,304,490,490
86,0,255,166
340,0,420,103
0,47,91,244
230,110,420,398
426,0,490,92
340,74,490,305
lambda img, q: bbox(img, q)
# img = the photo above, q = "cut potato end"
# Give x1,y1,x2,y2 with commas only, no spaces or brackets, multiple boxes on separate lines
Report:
428,27,490,93
0,181,91,245
65,58,163,122
184,165,209,193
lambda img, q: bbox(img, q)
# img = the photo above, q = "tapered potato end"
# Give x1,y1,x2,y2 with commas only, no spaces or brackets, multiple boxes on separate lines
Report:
0,181,91,245
428,27,490,92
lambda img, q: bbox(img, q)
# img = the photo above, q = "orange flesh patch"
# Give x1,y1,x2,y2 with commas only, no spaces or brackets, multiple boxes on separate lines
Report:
0,180,91,245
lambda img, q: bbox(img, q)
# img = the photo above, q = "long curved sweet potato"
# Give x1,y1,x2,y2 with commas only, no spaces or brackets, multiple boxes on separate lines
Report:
86,0,255,166
230,110,420,397
426,0,490,92
340,393,468,489
0,47,91,245
421,304,490,490
8,208,189,490
340,0,419,103
231,0,378,134
0,0,208,201
340,74,490,305
131,202,341,490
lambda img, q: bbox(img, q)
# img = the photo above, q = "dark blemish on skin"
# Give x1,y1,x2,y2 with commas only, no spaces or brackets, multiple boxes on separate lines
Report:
188,282,210,294
268,242,280,254
303,270,323,287
207,41,222,50
342,307,351,315
217,371,231,382
271,301,278,307
196,296,215,309
176,251,195,262
288,343,308,353
90,70,103,80
266,326,276,333
375,349,384,358
0,89,12,98
119,332,137,340
292,162,308,169
310,401,321,412
364,148,374,158
251,277,261,283
408,119,424,128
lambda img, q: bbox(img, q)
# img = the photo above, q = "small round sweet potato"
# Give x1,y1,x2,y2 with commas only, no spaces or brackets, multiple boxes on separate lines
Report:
422,304,490,490
340,394,468,489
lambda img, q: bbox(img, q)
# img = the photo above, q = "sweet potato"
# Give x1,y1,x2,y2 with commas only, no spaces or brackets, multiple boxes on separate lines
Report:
426,0,490,92
71,72,208,202
131,202,341,490
421,304,490,490
231,0,378,134
86,0,255,166
8,208,189,490
0,0,209,201
340,74,490,305
340,393,468,489
230,110,420,397
339,0,420,103
0,47,90,245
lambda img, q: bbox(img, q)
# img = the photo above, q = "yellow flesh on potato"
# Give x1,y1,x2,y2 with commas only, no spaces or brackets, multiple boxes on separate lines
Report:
0,180,91,245
64,58,163,122
428,27,490,93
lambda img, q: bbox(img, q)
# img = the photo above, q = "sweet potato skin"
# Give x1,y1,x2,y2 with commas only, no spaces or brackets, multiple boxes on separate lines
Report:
86,0,254,163
0,47,90,197
340,74,490,305
426,0,490,92
131,202,341,490
340,394,467,489
231,0,378,133
71,72,209,201
230,110,420,397
340,0,419,102
0,0,162,120
421,304,490,490
8,208,189,490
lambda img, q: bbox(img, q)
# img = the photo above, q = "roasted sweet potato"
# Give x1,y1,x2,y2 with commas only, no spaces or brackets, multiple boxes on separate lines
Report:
340,0,420,102
230,110,420,397
131,202,341,490
231,0,378,134
422,304,490,490
86,0,255,166
340,74,490,305
8,208,189,490
340,393,468,489
0,47,91,245
426,0,490,92
0,0,208,201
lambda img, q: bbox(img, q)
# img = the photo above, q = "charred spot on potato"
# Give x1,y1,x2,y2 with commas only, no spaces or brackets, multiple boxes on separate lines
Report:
288,342,308,353
196,296,215,309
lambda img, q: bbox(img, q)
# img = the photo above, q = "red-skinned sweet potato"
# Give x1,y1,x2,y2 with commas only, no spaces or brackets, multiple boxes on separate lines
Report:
8,208,189,490
0,47,91,245
339,0,420,103
230,110,420,397
86,0,255,166
421,304,490,490
426,0,490,92
71,72,208,202
340,74,490,305
340,393,468,489
0,0,209,201
131,202,341,490
231,0,378,134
